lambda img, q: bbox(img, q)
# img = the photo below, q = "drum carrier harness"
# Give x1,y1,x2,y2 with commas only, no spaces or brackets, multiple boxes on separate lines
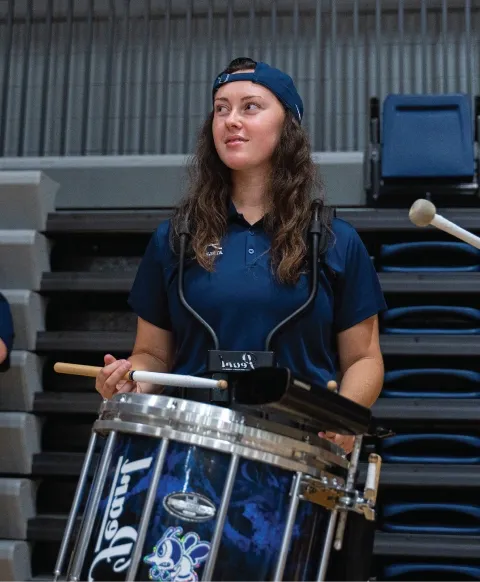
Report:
176,199,336,404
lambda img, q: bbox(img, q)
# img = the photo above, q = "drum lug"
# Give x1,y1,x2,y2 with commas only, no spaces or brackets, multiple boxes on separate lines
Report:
300,452,383,523
300,473,344,511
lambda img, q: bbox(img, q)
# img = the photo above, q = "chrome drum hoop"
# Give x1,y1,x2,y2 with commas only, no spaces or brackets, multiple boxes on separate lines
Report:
94,418,346,486
97,393,349,475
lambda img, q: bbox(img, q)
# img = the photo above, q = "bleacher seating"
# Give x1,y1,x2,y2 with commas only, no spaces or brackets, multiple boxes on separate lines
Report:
367,93,480,207
1,170,480,580
0,171,57,581
22,205,480,580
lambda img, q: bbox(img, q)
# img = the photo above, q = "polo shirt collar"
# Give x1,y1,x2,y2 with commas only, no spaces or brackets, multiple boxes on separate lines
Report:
227,198,239,222
227,198,265,229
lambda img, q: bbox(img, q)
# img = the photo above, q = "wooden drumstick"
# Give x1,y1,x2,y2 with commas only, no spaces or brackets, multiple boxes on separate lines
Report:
53,362,228,390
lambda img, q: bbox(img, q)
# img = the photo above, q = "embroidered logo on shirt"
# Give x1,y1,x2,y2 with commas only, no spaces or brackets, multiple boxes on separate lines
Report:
205,243,223,257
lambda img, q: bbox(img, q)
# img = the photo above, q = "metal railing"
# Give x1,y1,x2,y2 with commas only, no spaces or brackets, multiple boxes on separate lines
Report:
0,0,479,156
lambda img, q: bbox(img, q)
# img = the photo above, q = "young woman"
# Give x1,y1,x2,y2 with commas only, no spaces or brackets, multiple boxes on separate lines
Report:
95,57,387,455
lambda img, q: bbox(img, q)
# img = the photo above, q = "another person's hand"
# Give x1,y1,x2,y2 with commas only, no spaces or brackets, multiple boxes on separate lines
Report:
319,431,355,455
95,354,137,399
0,339,8,365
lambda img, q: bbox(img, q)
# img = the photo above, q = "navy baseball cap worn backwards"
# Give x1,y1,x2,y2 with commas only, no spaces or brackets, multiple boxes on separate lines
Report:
212,61,304,123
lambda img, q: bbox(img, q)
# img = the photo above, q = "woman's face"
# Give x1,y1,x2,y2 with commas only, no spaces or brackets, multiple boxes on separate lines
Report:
212,73,286,172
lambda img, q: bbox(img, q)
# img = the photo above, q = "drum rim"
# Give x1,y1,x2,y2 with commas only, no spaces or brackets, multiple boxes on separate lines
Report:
94,418,347,484
103,394,347,452
99,394,349,472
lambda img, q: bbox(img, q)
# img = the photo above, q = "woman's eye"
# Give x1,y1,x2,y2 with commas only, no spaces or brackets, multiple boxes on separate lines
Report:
246,102,260,110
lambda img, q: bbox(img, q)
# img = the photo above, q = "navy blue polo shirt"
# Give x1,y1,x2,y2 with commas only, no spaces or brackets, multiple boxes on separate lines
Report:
128,204,387,389
0,293,14,371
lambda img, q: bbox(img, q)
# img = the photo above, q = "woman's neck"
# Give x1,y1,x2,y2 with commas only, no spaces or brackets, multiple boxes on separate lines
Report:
231,167,269,225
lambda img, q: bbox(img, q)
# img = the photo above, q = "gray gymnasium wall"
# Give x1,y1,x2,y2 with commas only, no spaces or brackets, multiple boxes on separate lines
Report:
1,0,478,208
0,0,479,159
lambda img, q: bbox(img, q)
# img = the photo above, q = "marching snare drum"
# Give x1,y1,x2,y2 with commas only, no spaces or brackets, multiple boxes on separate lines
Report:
56,393,355,582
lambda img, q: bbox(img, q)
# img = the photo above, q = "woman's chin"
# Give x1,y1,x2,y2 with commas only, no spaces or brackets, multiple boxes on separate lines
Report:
221,153,260,171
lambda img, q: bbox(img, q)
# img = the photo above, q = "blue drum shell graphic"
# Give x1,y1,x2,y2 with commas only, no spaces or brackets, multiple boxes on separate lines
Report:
80,433,328,581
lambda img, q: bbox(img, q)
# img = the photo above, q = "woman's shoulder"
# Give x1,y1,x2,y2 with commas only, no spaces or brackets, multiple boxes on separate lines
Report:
141,219,175,263
153,218,172,240
331,216,358,238
330,216,362,249
151,218,174,249
325,217,365,272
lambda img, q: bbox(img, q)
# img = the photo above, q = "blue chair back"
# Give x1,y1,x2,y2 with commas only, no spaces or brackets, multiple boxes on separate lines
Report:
382,94,475,179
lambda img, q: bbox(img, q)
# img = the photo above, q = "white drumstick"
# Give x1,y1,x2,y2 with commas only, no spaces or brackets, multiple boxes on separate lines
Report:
53,362,227,390
128,370,226,390
409,199,480,250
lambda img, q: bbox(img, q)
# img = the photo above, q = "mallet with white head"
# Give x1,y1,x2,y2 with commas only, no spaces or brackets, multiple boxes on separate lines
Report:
409,199,480,250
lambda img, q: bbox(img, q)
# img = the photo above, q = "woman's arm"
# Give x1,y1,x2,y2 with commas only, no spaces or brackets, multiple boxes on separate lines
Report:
320,314,384,453
128,316,175,394
336,314,384,408
0,339,8,365
96,317,174,399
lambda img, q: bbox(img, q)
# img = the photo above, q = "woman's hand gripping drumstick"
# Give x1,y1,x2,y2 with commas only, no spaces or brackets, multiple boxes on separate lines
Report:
54,355,139,399
96,354,137,399
53,358,228,400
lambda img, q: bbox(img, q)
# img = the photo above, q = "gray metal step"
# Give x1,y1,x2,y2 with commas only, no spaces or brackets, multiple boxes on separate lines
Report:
0,351,42,412
36,330,480,356
27,515,480,560
41,271,134,293
378,271,480,294
28,515,76,543
0,230,50,290
31,451,480,489
45,207,480,234
380,334,480,356
0,412,41,474
372,398,480,422
32,452,99,477
360,463,480,487
0,478,36,539
34,392,102,415
0,170,57,231
36,331,134,353
3,290,45,351
0,540,32,581
39,270,480,295
46,209,172,233
33,391,480,424
373,532,480,559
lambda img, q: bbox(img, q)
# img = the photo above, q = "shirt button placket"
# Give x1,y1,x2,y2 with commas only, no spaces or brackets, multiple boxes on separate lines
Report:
246,231,255,265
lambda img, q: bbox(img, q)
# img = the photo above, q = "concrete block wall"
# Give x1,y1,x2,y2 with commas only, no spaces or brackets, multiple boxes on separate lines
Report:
0,171,59,581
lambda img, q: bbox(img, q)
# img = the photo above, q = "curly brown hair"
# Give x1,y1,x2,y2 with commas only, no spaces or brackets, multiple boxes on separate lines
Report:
171,57,330,285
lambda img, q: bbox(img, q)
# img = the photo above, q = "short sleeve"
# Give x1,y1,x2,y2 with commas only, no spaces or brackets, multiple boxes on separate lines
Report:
0,294,14,369
127,226,173,331
334,226,387,333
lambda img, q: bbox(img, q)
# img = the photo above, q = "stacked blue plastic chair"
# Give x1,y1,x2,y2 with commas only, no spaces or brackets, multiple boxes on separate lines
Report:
375,98,480,580
367,93,479,206
384,564,480,581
